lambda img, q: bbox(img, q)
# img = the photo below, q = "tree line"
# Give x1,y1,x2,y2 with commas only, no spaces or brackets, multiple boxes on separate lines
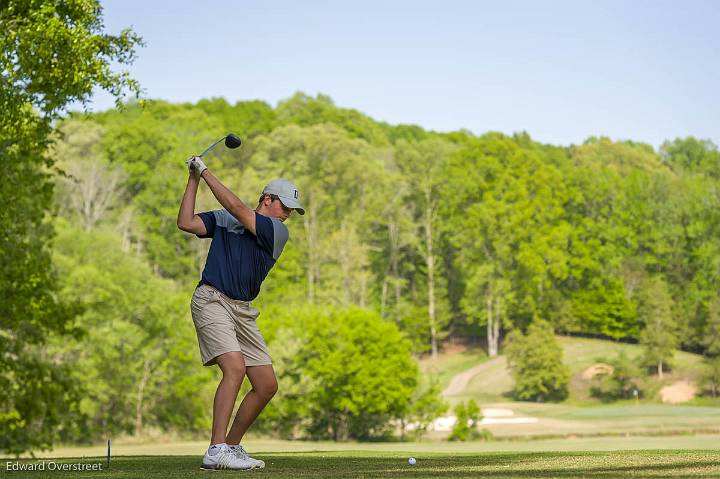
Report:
68,94,720,359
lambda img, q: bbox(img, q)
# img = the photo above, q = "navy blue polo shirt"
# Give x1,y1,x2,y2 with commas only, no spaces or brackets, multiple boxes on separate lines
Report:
196,210,289,301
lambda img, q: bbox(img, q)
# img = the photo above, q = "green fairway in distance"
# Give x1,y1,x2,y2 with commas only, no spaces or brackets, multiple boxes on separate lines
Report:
4,451,720,478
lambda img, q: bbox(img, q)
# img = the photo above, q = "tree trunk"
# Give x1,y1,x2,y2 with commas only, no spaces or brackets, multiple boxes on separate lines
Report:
339,223,351,306
359,271,367,308
487,296,500,357
389,222,401,307
118,207,134,253
76,159,123,231
380,265,389,318
424,192,438,359
334,413,349,442
494,296,501,353
658,360,663,379
135,358,152,437
81,161,98,231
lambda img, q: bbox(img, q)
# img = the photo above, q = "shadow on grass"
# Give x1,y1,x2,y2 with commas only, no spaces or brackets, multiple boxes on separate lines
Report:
3,451,720,478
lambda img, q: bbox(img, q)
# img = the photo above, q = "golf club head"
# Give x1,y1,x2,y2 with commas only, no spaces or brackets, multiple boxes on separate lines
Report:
224,134,242,149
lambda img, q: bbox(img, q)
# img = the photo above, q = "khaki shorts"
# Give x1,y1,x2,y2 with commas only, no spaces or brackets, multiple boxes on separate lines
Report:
190,284,272,367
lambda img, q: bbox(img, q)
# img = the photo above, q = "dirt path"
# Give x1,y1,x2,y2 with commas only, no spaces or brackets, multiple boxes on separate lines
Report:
443,356,507,396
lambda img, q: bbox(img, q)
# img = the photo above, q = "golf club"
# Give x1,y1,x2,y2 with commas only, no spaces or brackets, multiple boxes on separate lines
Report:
199,133,242,157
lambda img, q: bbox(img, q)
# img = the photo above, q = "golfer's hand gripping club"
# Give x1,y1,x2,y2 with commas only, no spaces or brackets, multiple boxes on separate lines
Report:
187,156,208,177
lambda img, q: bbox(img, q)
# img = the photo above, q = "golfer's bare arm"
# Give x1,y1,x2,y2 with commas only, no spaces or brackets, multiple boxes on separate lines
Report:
177,175,207,235
199,169,257,235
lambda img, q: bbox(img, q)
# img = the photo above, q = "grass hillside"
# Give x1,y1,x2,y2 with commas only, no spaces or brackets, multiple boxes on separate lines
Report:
420,343,489,389
422,335,706,403
419,336,719,438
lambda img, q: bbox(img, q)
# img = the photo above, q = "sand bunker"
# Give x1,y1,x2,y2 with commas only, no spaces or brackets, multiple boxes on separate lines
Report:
581,363,614,380
660,380,697,404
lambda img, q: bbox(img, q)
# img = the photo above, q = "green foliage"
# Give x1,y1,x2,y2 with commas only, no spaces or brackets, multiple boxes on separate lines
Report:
51,218,214,439
276,92,389,144
195,97,277,139
257,307,420,441
661,137,720,178
590,352,643,401
697,296,720,397
440,133,575,354
90,101,227,279
300,307,419,441
505,320,570,402
701,297,720,357
699,357,720,398
49,94,720,365
393,138,457,354
562,140,678,340
248,123,388,307
638,277,678,376
448,400,490,441
570,278,638,339
402,376,448,441
0,352,85,454
1,0,142,115
384,123,431,143
0,0,141,454
30,90,720,447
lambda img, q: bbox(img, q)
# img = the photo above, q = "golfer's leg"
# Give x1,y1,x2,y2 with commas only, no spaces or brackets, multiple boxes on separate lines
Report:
211,351,246,444
225,364,278,444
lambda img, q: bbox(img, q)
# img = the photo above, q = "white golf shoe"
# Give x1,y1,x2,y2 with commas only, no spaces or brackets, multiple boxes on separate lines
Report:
201,444,255,470
230,444,265,469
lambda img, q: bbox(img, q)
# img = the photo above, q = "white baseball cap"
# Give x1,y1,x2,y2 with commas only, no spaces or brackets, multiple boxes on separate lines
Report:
262,179,305,215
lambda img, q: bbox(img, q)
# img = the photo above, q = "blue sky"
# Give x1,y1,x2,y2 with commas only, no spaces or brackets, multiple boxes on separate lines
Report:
90,0,720,147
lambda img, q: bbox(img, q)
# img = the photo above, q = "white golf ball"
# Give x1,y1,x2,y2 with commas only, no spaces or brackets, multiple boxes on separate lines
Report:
408,457,416,465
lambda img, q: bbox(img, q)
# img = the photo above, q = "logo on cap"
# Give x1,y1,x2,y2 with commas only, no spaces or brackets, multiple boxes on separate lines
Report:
294,190,298,199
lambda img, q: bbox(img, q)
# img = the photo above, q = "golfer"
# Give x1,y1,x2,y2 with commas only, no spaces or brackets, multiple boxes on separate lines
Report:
177,155,304,470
